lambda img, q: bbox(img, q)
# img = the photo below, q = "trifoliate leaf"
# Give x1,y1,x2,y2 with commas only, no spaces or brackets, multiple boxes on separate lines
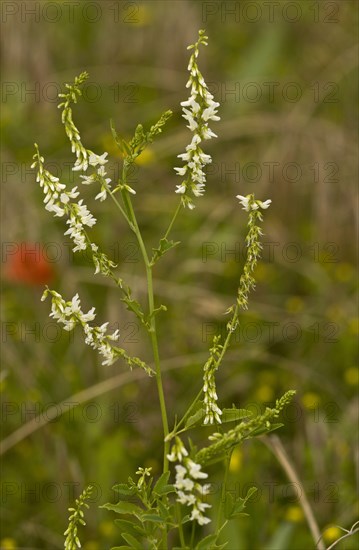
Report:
150,238,180,265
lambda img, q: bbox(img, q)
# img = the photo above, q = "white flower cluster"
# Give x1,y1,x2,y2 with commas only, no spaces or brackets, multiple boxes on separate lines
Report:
80,152,114,202
42,289,121,366
203,369,222,426
32,145,97,252
237,194,271,212
203,335,223,425
174,30,220,209
167,437,211,525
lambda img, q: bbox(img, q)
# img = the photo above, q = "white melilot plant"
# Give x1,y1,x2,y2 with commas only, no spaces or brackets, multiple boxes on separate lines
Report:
32,29,294,550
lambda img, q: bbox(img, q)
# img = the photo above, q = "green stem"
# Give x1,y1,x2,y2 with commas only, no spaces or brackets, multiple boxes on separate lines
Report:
176,502,186,548
106,182,134,229
169,305,240,439
110,163,170,548
122,189,170,468
214,304,239,371
190,521,196,549
164,200,182,240
167,387,203,439
217,451,232,532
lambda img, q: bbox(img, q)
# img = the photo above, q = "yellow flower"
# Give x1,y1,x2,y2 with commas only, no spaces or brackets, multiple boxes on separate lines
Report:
345,367,359,386
99,521,116,537
135,147,155,165
229,448,242,472
0,539,17,550
285,506,303,523
302,392,321,410
335,262,354,282
322,525,342,543
255,385,274,403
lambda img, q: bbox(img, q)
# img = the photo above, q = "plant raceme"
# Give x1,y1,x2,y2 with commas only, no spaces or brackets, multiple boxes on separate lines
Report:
32,29,295,550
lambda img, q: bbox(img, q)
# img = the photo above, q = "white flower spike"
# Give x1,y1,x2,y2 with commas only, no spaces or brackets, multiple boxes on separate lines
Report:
174,30,220,210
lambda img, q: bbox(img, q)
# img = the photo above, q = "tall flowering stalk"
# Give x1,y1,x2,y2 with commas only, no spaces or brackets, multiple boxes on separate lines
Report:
201,194,272,426
174,29,220,209
32,30,295,549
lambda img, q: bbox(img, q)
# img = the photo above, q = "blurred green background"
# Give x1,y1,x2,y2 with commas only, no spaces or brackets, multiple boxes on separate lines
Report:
1,1,358,548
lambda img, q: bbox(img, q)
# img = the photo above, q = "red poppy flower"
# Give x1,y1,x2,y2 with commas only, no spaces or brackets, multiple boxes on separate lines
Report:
3,242,55,286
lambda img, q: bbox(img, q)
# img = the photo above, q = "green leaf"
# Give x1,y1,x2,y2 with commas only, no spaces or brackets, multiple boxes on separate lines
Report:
112,483,137,497
225,487,257,520
185,407,205,429
157,499,170,521
121,533,142,549
180,514,191,525
114,519,142,537
195,534,220,549
121,294,146,325
150,238,180,265
224,492,235,520
153,471,171,495
110,119,122,150
122,140,132,156
221,408,253,424
100,501,143,517
111,546,132,550
147,304,167,324
141,513,165,524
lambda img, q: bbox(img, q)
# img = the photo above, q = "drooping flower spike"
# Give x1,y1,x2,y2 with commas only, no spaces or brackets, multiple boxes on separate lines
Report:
42,288,151,373
58,72,115,201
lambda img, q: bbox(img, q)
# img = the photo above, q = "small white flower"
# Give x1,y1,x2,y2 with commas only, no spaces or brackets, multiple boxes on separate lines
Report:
80,173,97,185
258,199,272,209
95,189,107,201
47,202,65,217
89,152,108,167
174,166,187,176
236,194,250,211
237,194,271,212
187,459,208,480
175,184,186,194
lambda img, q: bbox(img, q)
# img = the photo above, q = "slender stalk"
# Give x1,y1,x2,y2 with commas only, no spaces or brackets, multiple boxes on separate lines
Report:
190,521,196,549
110,164,170,547
171,305,240,437
214,305,239,369
217,452,232,531
122,188,170,468
163,200,182,240
176,502,186,547
107,188,135,231
168,387,203,439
